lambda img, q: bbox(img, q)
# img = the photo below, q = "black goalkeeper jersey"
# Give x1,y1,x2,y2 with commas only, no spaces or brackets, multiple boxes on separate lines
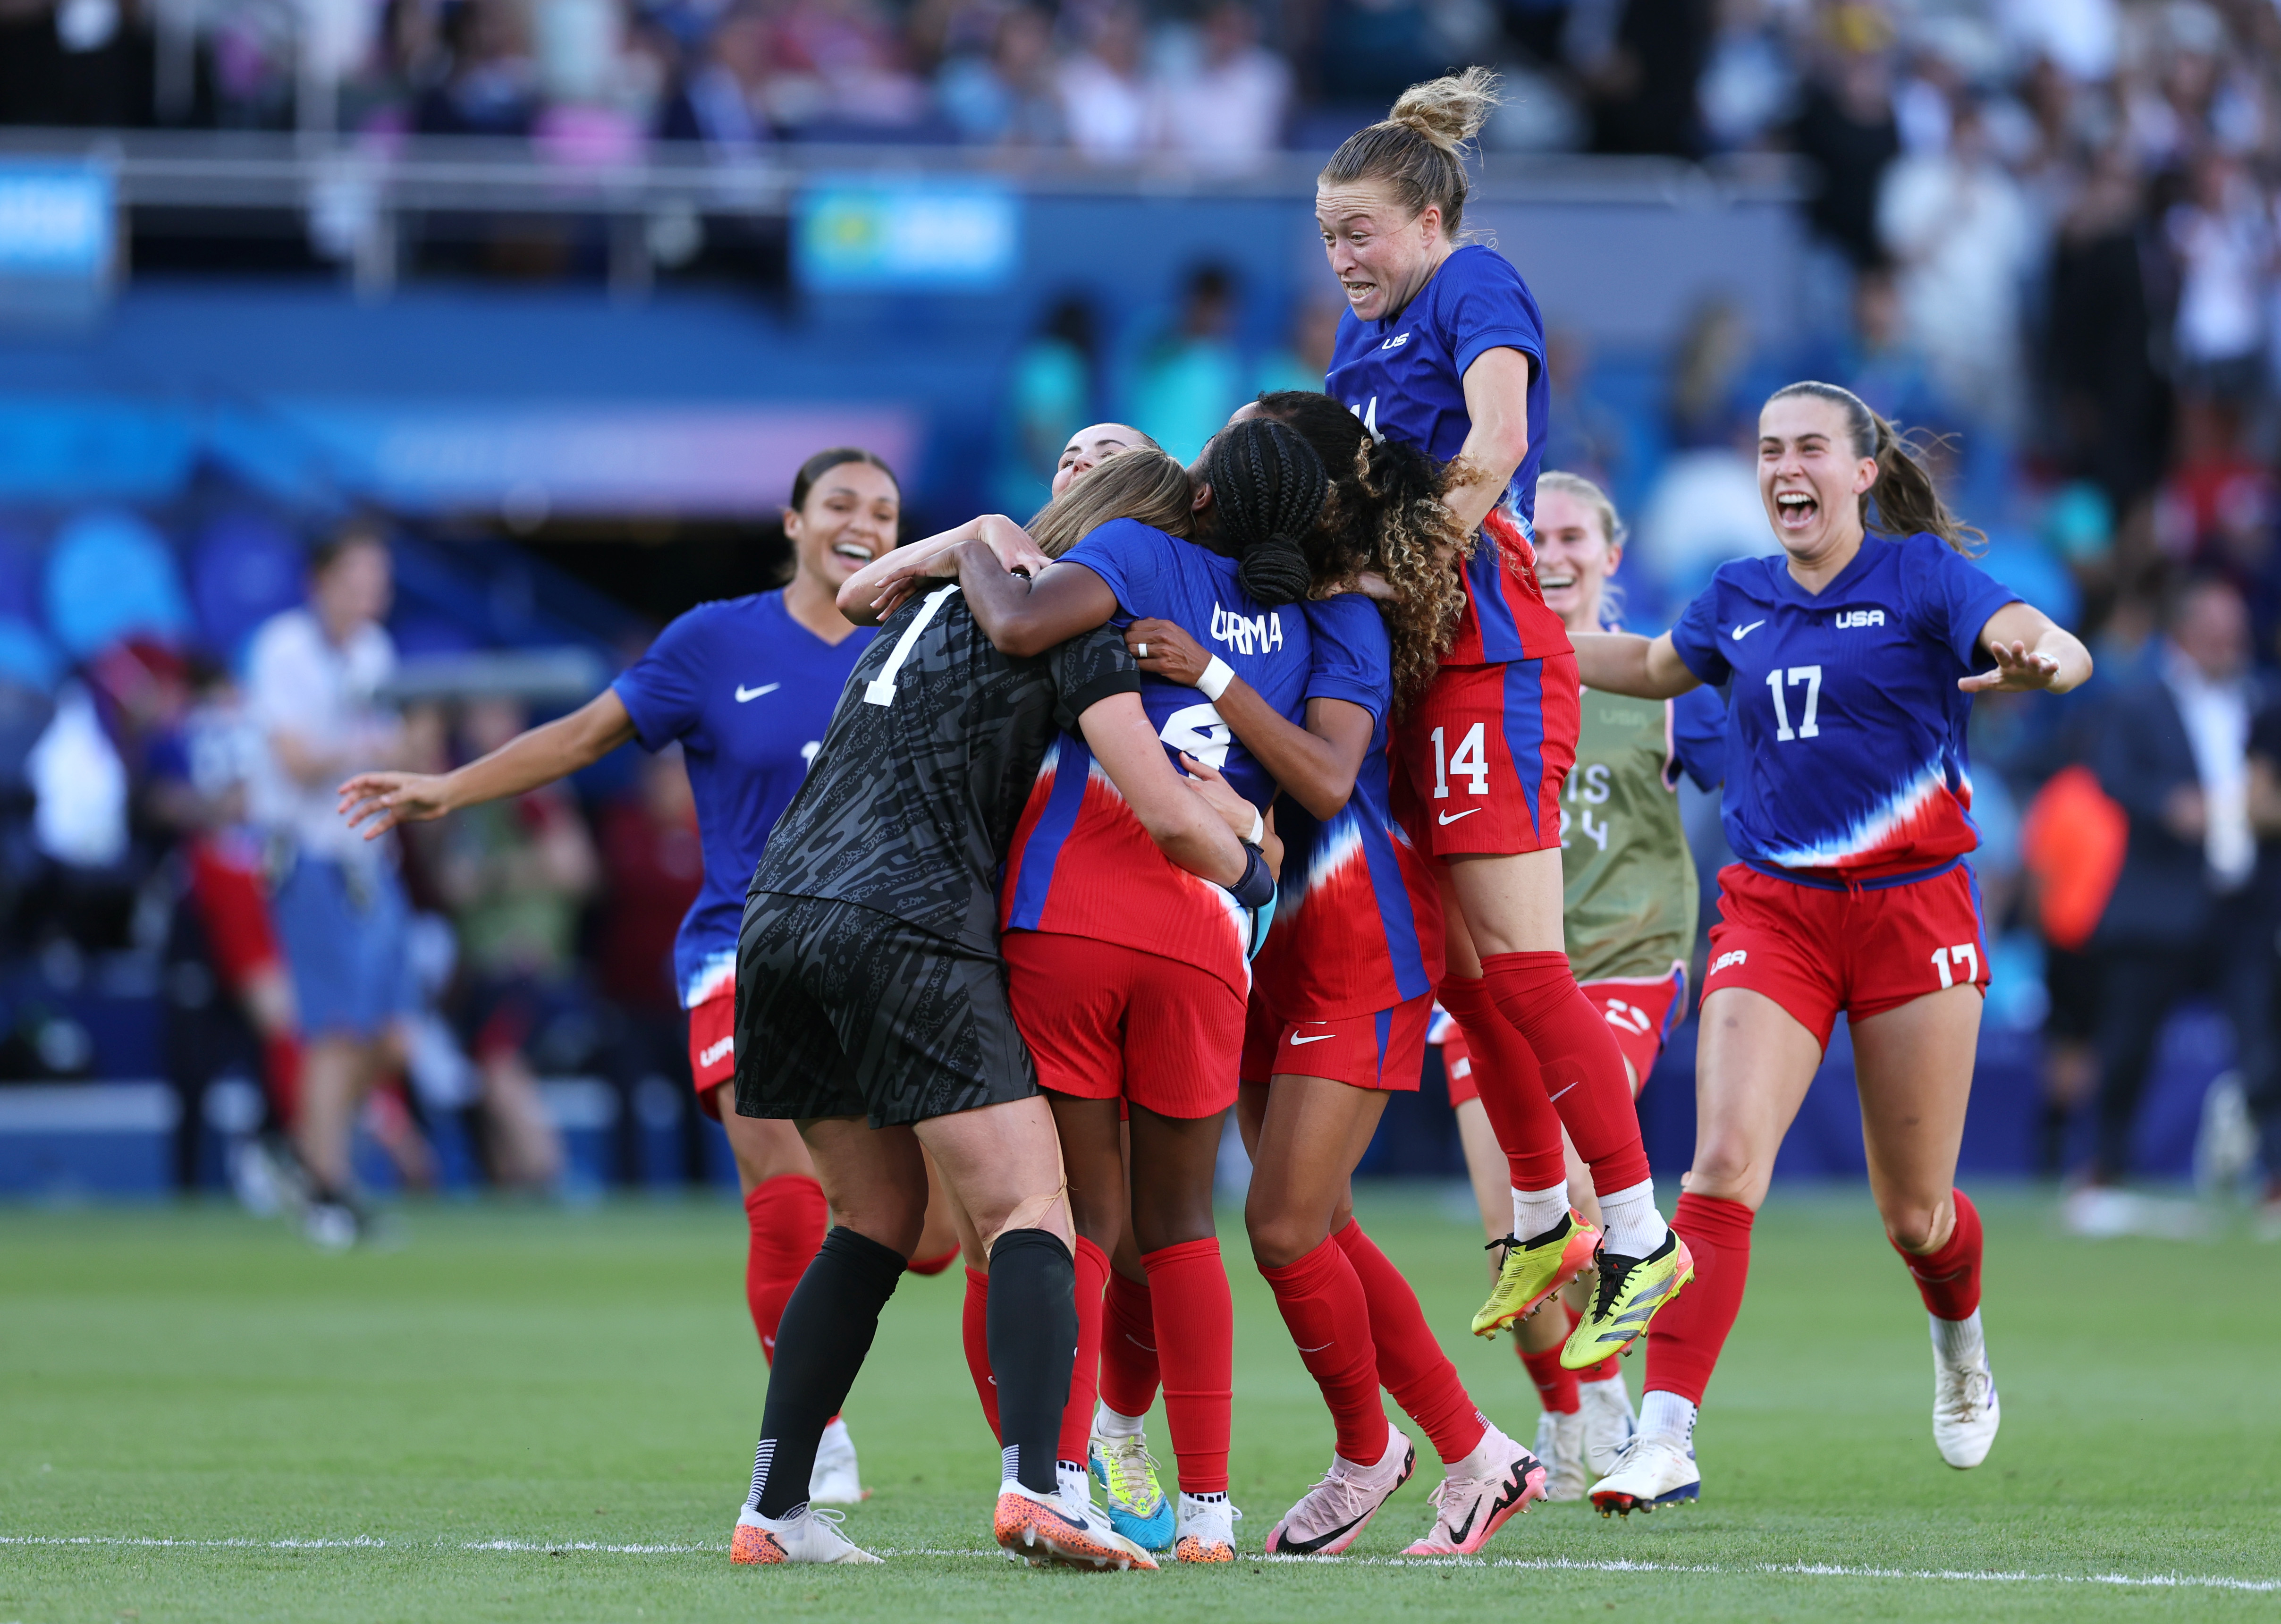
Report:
748,585,1140,956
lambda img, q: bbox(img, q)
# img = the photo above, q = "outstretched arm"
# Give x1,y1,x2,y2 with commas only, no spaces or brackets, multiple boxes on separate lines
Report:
1964,602,2092,695
955,542,1120,659
1075,693,1248,886
1572,631,1702,700
338,687,636,838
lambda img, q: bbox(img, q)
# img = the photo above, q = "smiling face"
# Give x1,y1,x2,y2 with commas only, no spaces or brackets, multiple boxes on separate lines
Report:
1758,392,1878,567
1533,486,1620,634
785,460,900,592
1053,423,1153,498
1315,179,1448,323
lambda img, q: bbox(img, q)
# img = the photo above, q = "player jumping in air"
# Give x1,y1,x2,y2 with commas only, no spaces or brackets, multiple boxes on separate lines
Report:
1572,382,2090,1514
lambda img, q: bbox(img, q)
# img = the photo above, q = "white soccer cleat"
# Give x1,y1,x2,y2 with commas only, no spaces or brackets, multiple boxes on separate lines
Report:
1531,1409,1586,1501
1578,1372,1637,1480
730,1504,881,1565
1933,1351,2001,1470
1263,1427,1414,1556
809,1417,868,1504
1174,1493,1240,1563
1588,1431,1699,1517
1402,1424,1545,1555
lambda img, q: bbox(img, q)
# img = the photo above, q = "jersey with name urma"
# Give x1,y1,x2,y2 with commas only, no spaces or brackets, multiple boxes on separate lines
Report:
1668,532,2018,883
751,587,1138,955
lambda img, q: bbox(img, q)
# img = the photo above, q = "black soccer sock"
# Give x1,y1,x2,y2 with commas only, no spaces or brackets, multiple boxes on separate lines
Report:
745,1225,905,1519
987,1227,1077,1498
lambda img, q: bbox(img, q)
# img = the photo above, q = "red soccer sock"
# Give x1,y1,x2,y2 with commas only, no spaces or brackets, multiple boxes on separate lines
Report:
961,1265,1002,1441
1436,976,1567,1193
1057,1236,1112,1464
1332,1220,1487,1464
1259,1236,1389,1464
261,1033,302,1126
742,1173,828,1364
1142,1237,1233,1495
1643,1192,1755,1406
906,1247,960,1277
1098,1268,1161,1417
1519,1340,1581,1415
1480,951,1650,1193
1895,1188,1983,1321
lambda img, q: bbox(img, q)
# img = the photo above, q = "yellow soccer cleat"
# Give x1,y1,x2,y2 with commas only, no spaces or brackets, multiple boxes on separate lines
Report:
1561,1230,1693,1370
1470,1210,1600,1337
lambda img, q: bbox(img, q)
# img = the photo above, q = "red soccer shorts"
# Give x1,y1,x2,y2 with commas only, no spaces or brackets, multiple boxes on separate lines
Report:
1240,990,1432,1091
1702,861,1990,1049
1439,961,1681,1105
1393,654,1580,859
1003,930,1244,1119
688,974,736,1118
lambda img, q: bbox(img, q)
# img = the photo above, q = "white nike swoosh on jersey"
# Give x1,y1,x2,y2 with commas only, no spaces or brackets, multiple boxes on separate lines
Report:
1438,808,1483,825
1730,621,1765,641
735,683,781,702
1289,1033,1337,1045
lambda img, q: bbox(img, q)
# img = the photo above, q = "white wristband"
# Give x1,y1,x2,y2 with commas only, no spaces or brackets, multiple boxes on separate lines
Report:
1198,656,1235,701
1246,807,1265,846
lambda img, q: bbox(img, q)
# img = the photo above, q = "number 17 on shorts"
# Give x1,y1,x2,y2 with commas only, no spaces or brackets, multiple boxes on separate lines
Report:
1395,655,1579,860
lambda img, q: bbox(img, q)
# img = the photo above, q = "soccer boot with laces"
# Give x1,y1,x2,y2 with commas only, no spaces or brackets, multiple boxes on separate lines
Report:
1587,1432,1699,1516
1932,1348,2001,1469
1090,1430,1175,1551
1401,1424,1546,1555
1577,1372,1637,1479
808,1417,868,1504
1174,1493,1240,1563
1530,1408,1587,1501
1561,1230,1693,1370
994,1480,1158,1571
730,1504,882,1565
1263,1426,1415,1556
1471,1211,1601,1337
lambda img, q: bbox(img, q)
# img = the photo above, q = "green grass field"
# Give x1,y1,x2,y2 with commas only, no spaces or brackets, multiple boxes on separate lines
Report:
2,1186,2276,1622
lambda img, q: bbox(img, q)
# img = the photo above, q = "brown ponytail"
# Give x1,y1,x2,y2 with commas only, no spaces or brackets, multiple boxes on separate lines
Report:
1765,381,1984,556
1318,68,1503,240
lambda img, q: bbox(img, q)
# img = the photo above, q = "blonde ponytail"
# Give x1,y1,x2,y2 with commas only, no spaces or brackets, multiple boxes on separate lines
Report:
1321,69,1504,239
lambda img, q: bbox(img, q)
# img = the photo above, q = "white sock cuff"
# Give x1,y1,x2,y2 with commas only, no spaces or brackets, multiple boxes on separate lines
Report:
1639,1389,1697,1445
1597,1176,1655,1208
1093,1403,1146,1438
1512,1184,1570,1238
1930,1307,1985,1364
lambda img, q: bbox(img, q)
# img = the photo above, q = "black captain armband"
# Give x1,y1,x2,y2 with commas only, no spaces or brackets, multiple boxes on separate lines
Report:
1226,843,1275,910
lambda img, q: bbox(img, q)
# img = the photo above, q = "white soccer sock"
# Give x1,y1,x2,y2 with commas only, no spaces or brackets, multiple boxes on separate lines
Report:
1639,1390,1697,1446
1093,1403,1146,1439
1057,1460,1091,1513
1930,1307,1985,1367
1512,1183,1570,1242
1597,1178,1669,1258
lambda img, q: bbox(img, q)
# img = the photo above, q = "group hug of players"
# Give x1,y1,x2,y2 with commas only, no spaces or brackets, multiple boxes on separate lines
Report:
340,68,2094,1572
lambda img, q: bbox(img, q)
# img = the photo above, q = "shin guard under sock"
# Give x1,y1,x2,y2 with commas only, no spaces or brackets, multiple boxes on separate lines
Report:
1480,951,1651,1193
743,1174,829,1364
1057,1236,1112,1465
1331,1220,1487,1463
1259,1236,1388,1463
1895,1188,1983,1321
988,1228,1077,1497
1142,1237,1233,1495
961,1265,1001,1441
1643,1192,1755,1407
747,1226,904,1517
1436,976,1567,1192
1098,1268,1161,1417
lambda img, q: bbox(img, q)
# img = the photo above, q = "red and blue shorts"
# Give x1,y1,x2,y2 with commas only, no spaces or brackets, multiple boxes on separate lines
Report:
1002,930,1244,1120
687,972,737,1117
1702,860,1989,1049
1438,960,1686,1105
1240,989,1432,1091
1393,654,1580,859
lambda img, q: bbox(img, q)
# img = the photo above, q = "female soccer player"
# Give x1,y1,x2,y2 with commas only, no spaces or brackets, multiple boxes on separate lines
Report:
1571,382,2090,1515
338,447,936,1503
1439,472,1724,1499
1315,70,1684,1360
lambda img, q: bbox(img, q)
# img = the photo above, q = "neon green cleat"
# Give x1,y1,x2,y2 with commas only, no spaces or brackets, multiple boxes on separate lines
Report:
1561,1230,1694,1370
1470,1211,1600,1338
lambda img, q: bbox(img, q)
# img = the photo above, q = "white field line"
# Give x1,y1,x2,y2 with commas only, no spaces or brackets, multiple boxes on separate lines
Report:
3,1534,2275,1594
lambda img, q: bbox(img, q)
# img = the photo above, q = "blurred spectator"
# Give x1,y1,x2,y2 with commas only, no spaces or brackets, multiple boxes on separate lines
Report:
416,0,538,135
2044,142,2170,513
1058,0,1150,161
997,296,1101,514
1697,0,1797,153
938,4,1064,145
2246,696,2281,1230
1146,0,1289,172
1789,20,1901,275
245,524,412,1244
657,5,772,152
1253,297,1342,397
1570,0,1715,158
2075,577,2272,1211
765,0,927,133
2165,152,2272,415
1836,265,1947,431
1538,328,1630,494
1665,295,1753,450
1131,263,1244,463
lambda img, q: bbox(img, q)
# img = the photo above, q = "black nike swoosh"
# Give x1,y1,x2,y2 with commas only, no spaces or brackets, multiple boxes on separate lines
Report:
1276,1506,1373,1554
1446,1499,1481,1545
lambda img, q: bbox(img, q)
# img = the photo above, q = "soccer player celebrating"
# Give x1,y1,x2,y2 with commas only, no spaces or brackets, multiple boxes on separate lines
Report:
1440,472,1724,1499
1572,382,2090,1514
733,453,1271,1568
339,448,931,1502
1315,70,1685,1362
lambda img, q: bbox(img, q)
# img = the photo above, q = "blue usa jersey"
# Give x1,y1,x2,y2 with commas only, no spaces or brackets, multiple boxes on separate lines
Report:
1324,243,1560,664
1252,594,1442,1020
611,590,874,1006
1668,532,2019,883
